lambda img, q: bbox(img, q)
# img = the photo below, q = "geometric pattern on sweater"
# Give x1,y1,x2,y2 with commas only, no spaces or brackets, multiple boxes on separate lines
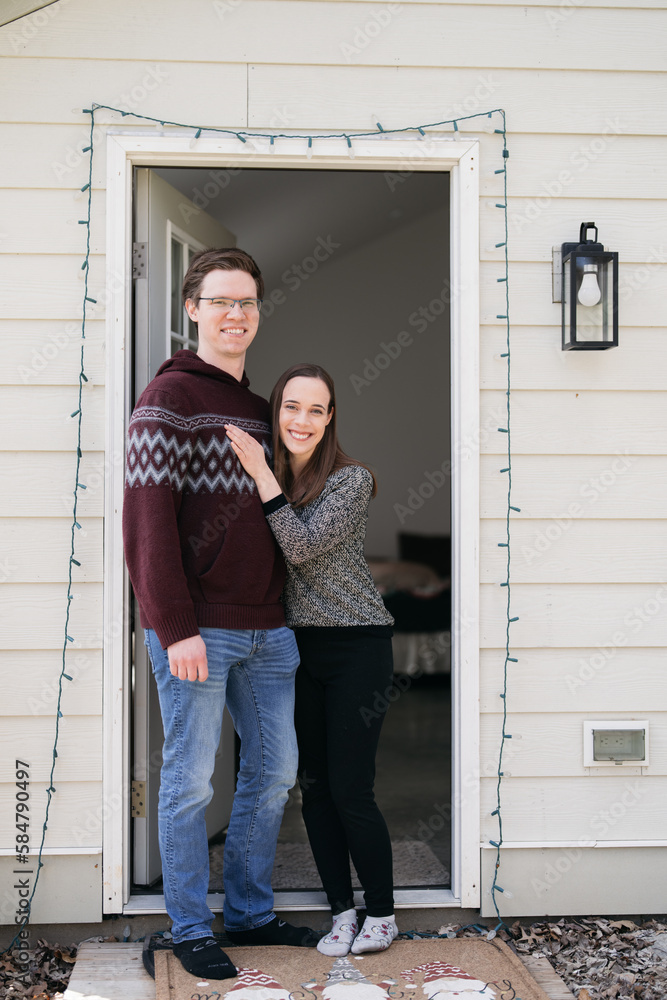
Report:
129,405,269,437
125,406,270,493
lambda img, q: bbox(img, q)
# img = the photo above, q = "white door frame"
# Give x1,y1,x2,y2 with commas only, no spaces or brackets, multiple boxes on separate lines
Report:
103,130,480,914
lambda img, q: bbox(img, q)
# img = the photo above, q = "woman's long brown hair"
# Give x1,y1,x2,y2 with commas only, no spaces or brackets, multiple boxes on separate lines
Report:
270,363,377,508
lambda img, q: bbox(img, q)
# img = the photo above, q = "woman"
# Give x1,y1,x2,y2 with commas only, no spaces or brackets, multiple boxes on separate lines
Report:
225,363,397,957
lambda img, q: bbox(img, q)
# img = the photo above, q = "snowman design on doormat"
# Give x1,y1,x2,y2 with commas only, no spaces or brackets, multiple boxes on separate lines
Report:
301,956,396,999
401,961,498,998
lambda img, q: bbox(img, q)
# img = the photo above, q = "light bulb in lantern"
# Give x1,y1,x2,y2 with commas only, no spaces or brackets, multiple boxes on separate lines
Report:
578,264,602,306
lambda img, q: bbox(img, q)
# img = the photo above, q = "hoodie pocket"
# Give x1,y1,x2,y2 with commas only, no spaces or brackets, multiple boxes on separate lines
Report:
198,522,281,604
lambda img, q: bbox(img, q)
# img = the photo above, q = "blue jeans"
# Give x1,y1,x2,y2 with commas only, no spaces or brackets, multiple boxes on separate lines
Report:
145,626,299,942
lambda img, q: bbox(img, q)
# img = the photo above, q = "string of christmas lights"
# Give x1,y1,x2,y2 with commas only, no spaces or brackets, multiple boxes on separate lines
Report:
4,102,514,951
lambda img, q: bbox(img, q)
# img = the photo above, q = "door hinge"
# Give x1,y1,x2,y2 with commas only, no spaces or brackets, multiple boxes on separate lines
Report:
131,780,146,818
132,242,147,279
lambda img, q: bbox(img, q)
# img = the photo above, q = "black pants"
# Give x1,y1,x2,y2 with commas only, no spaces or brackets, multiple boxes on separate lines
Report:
293,626,394,917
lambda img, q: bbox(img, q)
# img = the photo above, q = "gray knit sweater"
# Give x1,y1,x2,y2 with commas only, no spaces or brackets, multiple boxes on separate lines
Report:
264,464,394,628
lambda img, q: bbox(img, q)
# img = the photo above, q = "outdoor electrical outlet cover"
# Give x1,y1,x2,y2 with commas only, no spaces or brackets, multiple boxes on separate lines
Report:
583,720,649,767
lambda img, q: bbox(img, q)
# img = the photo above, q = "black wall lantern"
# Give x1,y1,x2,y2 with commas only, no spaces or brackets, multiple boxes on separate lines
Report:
554,222,619,350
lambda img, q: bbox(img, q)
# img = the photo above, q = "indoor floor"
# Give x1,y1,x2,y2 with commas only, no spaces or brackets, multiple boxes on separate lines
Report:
209,673,451,893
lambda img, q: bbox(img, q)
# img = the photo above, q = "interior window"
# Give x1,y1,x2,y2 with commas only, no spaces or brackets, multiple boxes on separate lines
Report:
169,235,199,355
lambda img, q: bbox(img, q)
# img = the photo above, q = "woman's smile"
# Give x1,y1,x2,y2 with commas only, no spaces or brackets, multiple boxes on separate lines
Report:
278,376,333,470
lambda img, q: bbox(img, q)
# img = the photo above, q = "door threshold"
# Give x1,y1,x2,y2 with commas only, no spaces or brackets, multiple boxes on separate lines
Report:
124,889,460,915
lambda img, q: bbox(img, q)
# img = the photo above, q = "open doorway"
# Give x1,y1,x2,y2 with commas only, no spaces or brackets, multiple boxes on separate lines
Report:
131,164,452,901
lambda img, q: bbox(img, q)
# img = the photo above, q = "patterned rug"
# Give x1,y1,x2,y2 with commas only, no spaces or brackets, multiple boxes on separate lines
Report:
209,840,450,891
155,938,552,999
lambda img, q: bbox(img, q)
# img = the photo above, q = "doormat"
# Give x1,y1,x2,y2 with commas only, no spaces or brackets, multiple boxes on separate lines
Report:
155,938,552,999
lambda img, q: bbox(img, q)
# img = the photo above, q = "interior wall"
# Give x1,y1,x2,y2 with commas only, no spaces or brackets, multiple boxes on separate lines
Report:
234,175,451,558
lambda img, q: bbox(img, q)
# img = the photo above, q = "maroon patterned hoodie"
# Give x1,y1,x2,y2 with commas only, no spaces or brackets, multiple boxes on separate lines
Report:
122,350,286,648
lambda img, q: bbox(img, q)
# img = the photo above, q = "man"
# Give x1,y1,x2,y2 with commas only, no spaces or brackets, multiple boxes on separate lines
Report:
123,248,316,981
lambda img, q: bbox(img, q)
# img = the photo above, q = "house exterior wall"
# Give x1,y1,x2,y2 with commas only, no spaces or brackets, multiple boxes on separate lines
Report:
0,0,665,922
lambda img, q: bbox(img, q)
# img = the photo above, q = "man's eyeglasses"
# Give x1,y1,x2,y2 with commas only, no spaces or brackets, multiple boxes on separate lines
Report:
198,297,263,313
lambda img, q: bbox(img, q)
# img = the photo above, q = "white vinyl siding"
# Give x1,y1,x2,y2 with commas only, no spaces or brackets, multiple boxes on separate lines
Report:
0,0,665,920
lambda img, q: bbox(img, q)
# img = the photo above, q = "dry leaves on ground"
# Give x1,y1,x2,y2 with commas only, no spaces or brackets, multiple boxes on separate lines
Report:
0,937,87,1000
453,917,667,1000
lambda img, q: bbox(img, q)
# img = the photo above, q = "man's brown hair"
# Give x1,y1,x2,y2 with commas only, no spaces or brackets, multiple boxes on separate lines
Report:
182,247,264,306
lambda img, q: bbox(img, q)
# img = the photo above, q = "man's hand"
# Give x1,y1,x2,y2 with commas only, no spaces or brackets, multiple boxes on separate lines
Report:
167,634,208,682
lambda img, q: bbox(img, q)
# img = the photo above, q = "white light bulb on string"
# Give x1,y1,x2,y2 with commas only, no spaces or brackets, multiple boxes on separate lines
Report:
189,128,202,149
306,137,313,160
482,113,496,135
269,135,276,155
578,265,602,306
345,135,355,159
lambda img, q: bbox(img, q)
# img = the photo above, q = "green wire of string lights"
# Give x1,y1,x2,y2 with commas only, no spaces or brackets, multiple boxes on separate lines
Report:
3,110,96,959
87,102,506,143
4,104,513,951
489,111,515,936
